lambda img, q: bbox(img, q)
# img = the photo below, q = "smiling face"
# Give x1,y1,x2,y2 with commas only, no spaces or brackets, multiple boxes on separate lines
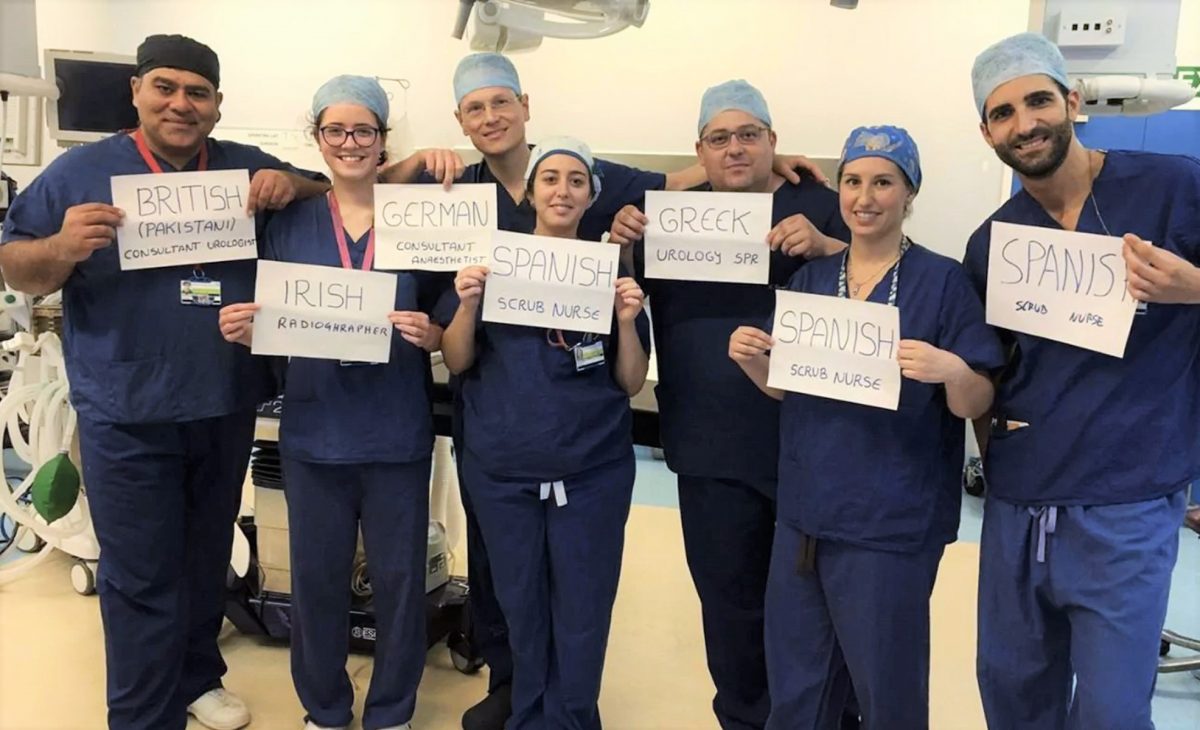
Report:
131,67,221,164
838,156,913,241
455,86,530,157
695,109,776,193
530,153,591,235
980,74,1078,179
315,103,385,183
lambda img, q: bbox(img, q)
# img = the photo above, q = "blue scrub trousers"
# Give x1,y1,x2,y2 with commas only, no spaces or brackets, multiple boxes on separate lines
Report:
462,453,635,730
764,522,944,730
976,491,1186,730
78,409,256,730
453,417,514,692
677,475,775,729
282,457,431,730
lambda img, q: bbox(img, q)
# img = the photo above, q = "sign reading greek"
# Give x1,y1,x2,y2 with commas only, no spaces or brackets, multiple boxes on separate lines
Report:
111,169,256,270
986,221,1138,358
374,183,495,271
482,230,618,335
252,260,397,363
643,190,772,284
767,290,901,410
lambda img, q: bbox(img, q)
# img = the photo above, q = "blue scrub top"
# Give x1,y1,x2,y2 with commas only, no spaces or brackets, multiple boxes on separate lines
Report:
0,133,317,424
777,243,1004,552
635,179,851,485
457,265,652,481
261,195,440,465
963,151,1200,506
420,153,666,240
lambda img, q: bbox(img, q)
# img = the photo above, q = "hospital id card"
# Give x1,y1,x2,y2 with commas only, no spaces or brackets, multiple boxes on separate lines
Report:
574,341,605,372
180,278,222,307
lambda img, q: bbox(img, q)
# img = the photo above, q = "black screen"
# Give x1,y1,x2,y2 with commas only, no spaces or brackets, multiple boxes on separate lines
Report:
53,59,138,134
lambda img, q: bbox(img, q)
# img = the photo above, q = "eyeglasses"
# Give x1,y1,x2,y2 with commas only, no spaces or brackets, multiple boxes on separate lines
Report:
460,96,519,122
319,125,380,147
700,125,770,149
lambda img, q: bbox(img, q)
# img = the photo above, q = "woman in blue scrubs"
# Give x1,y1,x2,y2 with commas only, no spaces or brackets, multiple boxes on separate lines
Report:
729,126,1004,729
218,76,443,730
440,136,650,730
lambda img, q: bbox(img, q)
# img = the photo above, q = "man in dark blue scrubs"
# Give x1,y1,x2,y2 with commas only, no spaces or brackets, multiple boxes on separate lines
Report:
606,80,851,730
966,33,1200,730
0,34,326,730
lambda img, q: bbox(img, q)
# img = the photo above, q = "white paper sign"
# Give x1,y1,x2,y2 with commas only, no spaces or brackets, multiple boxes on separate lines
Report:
643,190,772,284
767,290,902,410
374,183,495,271
111,169,256,270
252,260,397,363
482,230,619,335
986,221,1138,358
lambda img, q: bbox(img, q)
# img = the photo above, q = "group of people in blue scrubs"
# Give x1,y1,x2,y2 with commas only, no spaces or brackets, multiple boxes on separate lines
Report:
1,25,1197,730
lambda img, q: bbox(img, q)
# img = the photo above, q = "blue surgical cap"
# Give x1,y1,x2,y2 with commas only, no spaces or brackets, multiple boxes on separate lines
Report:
971,32,1071,116
524,135,603,205
311,75,389,125
453,53,522,105
698,79,772,135
839,125,922,192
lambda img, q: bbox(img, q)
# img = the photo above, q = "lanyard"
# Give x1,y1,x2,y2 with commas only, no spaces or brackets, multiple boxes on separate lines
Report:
131,128,208,173
837,236,911,307
327,191,375,271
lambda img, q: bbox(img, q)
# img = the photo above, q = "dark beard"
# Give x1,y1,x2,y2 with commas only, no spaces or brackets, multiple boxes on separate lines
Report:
994,119,1073,179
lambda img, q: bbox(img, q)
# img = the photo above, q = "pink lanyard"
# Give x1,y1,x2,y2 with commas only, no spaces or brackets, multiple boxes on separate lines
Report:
327,191,374,271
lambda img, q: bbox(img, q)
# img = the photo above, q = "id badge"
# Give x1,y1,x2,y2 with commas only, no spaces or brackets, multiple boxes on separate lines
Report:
573,341,605,372
180,277,222,307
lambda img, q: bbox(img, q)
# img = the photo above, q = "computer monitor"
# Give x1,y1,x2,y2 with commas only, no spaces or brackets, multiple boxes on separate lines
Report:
44,49,138,145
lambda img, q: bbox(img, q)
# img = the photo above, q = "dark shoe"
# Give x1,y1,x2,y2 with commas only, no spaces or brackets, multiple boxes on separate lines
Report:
462,683,512,730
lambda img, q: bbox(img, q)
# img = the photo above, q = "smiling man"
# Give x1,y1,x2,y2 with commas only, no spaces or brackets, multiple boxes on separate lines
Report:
0,33,326,730
963,32,1200,730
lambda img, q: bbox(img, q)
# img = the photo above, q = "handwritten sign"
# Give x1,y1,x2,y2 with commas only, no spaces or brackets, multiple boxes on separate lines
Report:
374,183,495,271
643,190,772,284
111,169,256,270
252,260,397,363
482,230,618,335
767,290,901,410
986,221,1137,358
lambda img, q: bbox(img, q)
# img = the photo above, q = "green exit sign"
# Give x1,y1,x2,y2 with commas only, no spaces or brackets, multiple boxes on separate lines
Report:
1178,66,1200,98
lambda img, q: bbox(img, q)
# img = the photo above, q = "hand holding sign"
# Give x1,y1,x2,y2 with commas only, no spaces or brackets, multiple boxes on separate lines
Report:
388,310,439,351
1122,233,1200,304
608,205,648,247
614,277,645,323
218,302,259,347
52,203,124,263
768,213,841,259
729,326,774,364
897,339,968,384
455,265,490,311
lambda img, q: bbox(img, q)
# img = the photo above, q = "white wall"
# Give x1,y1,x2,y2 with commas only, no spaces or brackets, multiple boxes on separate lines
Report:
8,0,1191,258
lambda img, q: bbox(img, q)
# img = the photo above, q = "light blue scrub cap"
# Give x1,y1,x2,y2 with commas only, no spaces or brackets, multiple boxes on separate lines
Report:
971,32,1071,117
697,79,772,135
311,74,389,124
838,125,922,192
453,53,522,105
525,135,603,205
